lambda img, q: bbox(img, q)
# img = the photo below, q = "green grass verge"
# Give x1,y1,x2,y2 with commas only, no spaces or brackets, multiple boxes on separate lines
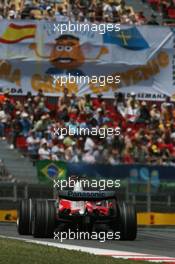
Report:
0,237,150,264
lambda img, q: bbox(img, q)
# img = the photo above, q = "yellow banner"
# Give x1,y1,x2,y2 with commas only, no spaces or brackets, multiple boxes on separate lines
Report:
0,210,17,222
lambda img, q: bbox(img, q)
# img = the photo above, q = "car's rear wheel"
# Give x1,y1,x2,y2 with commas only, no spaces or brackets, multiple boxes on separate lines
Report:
32,199,56,238
116,202,137,240
17,199,34,235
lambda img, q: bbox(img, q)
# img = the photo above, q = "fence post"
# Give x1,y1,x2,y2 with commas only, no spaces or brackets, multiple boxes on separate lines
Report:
167,194,171,207
13,182,17,202
147,178,151,212
53,185,57,199
132,194,136,204
24,184,28,199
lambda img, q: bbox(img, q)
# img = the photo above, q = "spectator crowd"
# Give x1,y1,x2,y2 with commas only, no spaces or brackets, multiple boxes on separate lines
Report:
0,0,175,25
0,0,175,165
0,89,175,165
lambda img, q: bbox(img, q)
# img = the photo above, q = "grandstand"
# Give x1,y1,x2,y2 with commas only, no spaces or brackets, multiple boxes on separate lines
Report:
0,90,175,166
0,0,174,25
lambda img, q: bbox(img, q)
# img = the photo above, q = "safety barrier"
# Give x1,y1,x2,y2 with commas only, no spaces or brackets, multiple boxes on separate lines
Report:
0,210,175,225
0,210,17,222
138,212,175,225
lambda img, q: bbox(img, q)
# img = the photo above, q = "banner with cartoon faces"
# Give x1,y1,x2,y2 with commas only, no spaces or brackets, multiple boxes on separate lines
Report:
0,20,174,99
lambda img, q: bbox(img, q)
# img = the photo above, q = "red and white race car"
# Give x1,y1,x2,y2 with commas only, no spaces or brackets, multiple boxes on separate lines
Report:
59,199,112,216
17,181,137,240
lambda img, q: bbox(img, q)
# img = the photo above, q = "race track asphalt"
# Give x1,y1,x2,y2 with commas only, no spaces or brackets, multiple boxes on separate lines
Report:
0,223,174,257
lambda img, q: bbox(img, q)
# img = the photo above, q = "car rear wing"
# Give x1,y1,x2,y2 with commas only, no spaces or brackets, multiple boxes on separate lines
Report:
58,190,116,201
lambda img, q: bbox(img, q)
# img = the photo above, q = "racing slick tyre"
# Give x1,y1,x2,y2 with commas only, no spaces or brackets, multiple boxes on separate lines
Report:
32,199,56,238
17,199,35,235
117,202,137,241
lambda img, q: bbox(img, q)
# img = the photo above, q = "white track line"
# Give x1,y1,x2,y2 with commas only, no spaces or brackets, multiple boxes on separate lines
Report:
0,235,174,263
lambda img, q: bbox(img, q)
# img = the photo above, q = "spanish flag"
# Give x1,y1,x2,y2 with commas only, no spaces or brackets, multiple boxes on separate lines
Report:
0,23,36,44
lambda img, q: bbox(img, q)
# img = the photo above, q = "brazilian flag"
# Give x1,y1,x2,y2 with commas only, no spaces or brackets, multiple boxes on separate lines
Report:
36,160,67,184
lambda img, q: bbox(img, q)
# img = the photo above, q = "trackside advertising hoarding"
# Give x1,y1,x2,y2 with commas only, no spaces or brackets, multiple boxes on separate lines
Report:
36,160,175,192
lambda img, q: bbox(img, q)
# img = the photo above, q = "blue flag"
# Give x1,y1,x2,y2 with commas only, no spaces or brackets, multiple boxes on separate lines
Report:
103,27,149,50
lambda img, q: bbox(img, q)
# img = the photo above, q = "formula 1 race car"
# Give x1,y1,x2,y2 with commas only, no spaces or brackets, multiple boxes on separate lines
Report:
17,182,137,240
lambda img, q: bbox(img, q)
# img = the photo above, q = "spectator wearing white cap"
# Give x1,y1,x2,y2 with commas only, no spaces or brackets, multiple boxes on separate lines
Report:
20,112,31,137
126,93,140,123
38,142,51,160
103,0,113,20
150,104,161,123
84,136,95,153
8,10,17,19
26,131,40,162
44,5,55,21
82,149,96,164
32,114,51,138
